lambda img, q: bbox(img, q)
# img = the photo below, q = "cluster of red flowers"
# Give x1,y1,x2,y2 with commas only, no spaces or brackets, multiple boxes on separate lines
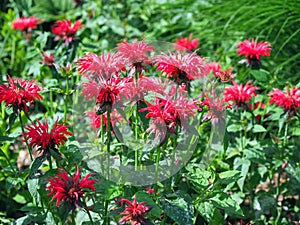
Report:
77,39,206,144
0,76,42,113
12,16,81,45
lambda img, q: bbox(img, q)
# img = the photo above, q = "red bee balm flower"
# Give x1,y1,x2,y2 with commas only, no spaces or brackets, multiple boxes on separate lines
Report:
175,34,198,51
77,52,125,79
12,16,40,31
119,195,152,225
203,89,231,127
269,86,300,115
0,76,42,113
47,168,97,210
237,38,271,60
224,81,258,107
81,76,130,113
24,119,73,154
118,39,155,64
52,20,82,45
155,51,208,85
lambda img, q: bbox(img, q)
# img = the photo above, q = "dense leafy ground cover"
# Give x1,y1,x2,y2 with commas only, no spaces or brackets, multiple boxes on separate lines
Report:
0,0,300,224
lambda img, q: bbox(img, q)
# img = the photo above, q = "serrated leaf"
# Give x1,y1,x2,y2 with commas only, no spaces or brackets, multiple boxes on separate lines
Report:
135,191,161,218
219,170,240,185
233,157,251,191
27,178,40,203
160,191,193,225
209,192,243,217
250,69,271,82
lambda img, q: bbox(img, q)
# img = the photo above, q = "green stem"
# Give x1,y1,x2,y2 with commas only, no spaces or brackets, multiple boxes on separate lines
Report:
50,89,54,116
283,120,289,147
155,147,161,182
103,199,110,225
85,209,95,225
64,77,69,121
134,104,139,170
107,109,111,181
48,156,53,170
168,136,177,191
0,147,17,176
19,113,33,161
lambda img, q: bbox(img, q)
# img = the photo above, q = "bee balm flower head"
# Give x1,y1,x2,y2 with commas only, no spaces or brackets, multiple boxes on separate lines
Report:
52,20,82,45
269,86,300,116
237,38,271,68
119,195,152,225
0,76,42,114
12,16,41,31
24,119,73,156
224,81,258,108
175,34,198,51
46,167,97,210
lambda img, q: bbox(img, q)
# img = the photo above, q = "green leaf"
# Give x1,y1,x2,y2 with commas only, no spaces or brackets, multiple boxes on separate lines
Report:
252,124,266,133
233,157,251,191
0,136,15,142
160,191,193,225
285,163,300,184
250,69,271,82
219,170,240,185
6,177,23,190
27,178,40,203
13,194,27,204
209,192,243,217
253,192,276,215
30,155,46,177
196,201,224,225
227,124,242,132
135,191,162,218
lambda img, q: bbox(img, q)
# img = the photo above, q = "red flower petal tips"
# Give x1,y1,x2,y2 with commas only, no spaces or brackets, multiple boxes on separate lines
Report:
269,86,300,116
52,20,82,45
118,39,155,64
224,81,258,107
237,38,271,60
237,38,271,68
0,76,42,113
46,167,97,210
119,195,152,225
175,34,198,51
155,51,208,86
24,119,73,154
12,16,41,31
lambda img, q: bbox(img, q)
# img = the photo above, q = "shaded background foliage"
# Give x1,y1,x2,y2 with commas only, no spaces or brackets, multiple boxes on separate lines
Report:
1,0,300,85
